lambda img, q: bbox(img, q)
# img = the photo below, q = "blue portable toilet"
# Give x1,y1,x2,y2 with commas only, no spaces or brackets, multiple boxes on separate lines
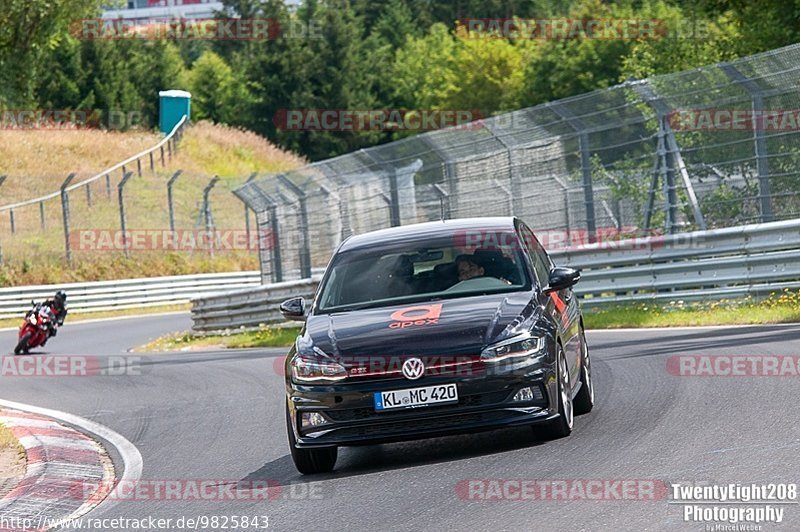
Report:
159,90,191,134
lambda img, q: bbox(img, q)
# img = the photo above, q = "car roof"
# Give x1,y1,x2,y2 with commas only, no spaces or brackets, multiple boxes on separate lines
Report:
337,217,520,253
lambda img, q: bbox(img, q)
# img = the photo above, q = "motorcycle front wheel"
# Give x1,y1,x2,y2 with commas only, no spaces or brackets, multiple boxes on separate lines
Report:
14,332,32,355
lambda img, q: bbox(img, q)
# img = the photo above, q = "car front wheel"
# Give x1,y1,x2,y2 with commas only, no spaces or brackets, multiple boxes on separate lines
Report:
286,403,337,475
537,343,573,440
573,326,594,415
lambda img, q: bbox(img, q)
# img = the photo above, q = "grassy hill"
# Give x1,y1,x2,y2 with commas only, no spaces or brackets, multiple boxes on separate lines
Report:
0,122,303,286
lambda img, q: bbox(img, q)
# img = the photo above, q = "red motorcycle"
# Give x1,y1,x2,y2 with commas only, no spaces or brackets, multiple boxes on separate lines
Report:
14,303,55,355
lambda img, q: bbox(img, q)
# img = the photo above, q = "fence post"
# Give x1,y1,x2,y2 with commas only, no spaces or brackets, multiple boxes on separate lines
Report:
0,176,5,263
136,158,142,177
160,145,166,167
632,81,706,232
167,170,183,233
86,182,92,208
481,121,518,216
243,173,257,244
105,174,111,198
548,102,597,243
251,186,284,283
149,152,155,173
60,173,77,264
662,116,680,233
720,62,773,223
9,210,15,235
387,167,401,227
202,176,220,257
39,201,46,230
118,171,134,258
269,204,282,282
432,184,451,220
277,174,311,279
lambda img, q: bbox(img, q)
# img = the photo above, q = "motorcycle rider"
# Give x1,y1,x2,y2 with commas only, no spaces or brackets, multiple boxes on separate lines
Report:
26,290,67,342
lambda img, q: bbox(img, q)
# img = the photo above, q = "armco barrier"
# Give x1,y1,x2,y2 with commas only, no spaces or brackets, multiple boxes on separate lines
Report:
0,271,260,320
189,218,800,331
190,277,321,331
557,218,800,307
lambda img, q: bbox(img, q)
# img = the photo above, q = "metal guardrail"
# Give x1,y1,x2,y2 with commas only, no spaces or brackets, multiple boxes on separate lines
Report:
189,219,800,331
191,277,321,331
552,219,800,307
0,271,260,320
0,116,188,213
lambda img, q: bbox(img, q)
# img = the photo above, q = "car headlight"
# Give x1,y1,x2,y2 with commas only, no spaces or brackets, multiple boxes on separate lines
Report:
480,333,545,362
291,344,347,384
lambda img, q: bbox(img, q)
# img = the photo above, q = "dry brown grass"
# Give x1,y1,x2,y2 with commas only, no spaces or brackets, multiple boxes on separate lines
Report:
175,121,305,176
0,129,161,198
0,121,304,286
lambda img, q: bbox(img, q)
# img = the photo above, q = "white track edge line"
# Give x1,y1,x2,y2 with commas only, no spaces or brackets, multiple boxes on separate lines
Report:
0,398,142,518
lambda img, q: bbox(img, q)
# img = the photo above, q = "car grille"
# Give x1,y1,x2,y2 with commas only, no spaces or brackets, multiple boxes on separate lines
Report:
333,411,514,438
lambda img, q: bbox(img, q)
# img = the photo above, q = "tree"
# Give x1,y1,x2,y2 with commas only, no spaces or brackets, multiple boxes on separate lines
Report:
522,0,680,105
187,51,239,123
392,22,532,119
0,0,105,107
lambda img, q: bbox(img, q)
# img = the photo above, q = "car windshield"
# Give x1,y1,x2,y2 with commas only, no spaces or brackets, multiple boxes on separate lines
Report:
316,232,531,313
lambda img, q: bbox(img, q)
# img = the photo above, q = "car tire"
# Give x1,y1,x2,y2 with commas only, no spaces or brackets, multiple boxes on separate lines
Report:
286,404,337,475
573,326,594,415
14,332,31,356
538,344,573,440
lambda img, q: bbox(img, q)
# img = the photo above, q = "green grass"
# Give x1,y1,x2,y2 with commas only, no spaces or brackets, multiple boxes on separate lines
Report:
137,325,303,352
584,289,800,328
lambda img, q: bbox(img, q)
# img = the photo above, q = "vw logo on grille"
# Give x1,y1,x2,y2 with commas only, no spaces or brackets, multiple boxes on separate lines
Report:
402,357,425,380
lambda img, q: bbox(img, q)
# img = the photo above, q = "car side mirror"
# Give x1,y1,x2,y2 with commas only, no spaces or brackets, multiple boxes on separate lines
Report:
280,297,306,321
543,267,581,294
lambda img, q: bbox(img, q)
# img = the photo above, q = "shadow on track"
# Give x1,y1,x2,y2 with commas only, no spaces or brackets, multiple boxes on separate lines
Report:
241,425,549,486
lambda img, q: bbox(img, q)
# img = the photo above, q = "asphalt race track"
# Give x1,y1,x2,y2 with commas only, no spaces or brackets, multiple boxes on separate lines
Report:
1,315,799,531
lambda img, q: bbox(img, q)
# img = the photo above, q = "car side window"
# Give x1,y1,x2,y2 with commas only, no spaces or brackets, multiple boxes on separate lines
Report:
520,226,551,287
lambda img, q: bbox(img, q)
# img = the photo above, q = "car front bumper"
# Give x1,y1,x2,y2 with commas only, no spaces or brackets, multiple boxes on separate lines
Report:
286,360,559,448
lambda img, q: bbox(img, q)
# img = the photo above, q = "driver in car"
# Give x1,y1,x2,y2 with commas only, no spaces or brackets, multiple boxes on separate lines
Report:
455,255,485,281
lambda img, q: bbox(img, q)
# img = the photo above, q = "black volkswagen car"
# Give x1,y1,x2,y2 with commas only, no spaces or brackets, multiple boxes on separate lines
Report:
281,217,594,474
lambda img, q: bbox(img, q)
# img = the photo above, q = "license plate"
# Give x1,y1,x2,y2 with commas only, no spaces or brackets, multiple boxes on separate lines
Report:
374,383,458,411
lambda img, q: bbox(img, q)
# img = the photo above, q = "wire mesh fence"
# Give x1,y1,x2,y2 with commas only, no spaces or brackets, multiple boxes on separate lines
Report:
0,118,192,267
0,163,262,272
236,43,800,284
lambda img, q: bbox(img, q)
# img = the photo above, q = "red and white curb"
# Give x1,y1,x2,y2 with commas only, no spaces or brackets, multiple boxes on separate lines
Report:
0,400,142,531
